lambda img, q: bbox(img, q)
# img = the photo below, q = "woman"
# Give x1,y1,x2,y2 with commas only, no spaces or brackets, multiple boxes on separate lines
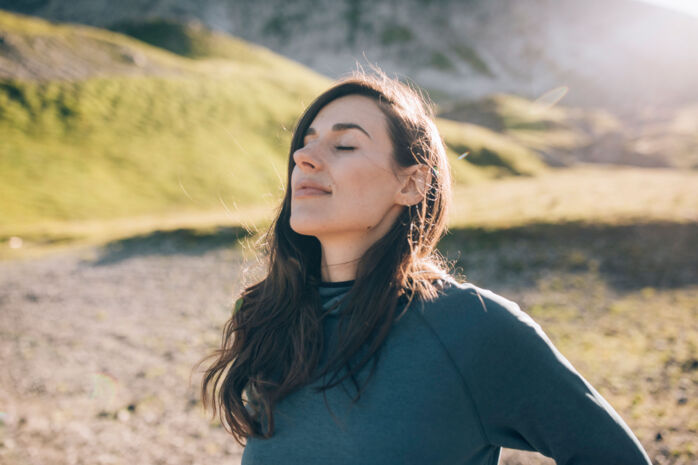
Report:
198,69,652,464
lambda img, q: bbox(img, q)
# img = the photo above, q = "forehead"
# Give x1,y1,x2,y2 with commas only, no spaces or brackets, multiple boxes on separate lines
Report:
309,94,388,133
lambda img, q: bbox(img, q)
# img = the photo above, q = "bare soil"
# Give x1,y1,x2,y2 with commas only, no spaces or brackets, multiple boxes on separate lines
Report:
1,226,695,464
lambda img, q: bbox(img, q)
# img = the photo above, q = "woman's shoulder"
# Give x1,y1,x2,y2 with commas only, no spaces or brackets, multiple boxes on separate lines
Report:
425,277,523,315
417,277,538,339
416,278,555,376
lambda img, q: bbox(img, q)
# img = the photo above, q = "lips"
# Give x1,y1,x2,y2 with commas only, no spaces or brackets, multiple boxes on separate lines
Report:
294,180,332,197
295,187,331,197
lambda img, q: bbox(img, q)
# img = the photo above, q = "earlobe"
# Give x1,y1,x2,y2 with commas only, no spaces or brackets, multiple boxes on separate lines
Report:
415,165,429,197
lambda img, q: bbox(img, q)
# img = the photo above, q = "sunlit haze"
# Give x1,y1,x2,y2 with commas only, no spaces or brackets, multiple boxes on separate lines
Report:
635,0,698,18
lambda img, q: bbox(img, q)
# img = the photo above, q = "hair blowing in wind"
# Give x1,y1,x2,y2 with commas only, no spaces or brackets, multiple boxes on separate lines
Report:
194,68,458,445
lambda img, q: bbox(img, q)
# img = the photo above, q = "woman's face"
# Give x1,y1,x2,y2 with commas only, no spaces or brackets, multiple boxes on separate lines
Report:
289,94,408,240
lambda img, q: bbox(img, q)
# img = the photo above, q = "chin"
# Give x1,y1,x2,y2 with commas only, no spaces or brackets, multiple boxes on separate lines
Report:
289,218,321,237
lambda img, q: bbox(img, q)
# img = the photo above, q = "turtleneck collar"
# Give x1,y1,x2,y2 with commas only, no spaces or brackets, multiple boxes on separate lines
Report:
316,277,453,318
318,280,355,316
319,279,356,287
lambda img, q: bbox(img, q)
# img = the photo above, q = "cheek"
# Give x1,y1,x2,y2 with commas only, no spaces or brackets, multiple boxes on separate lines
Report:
335,162,396,209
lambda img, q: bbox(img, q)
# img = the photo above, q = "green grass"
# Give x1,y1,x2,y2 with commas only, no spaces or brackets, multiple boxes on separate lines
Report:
0,12,690,237
0,74,322,224
447,165,698,228
439,91,698,172
0,71,508,228
108,18,291,66
437,92,615,165
437,117,550,177
439,92,585,134
0,10,326,230
1,9,548,239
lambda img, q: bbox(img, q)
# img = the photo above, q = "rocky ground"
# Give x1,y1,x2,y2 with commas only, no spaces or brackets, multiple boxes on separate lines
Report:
0,228,695,464
0,236,250,465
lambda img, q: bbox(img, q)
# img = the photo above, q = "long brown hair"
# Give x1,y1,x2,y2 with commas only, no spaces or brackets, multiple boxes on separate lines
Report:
196,68,457,445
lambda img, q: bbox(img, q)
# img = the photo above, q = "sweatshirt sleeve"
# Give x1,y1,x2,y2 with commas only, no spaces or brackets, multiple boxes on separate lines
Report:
461,287,652,464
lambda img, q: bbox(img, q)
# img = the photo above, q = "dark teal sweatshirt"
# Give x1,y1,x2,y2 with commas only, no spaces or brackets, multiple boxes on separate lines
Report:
241,278,651,464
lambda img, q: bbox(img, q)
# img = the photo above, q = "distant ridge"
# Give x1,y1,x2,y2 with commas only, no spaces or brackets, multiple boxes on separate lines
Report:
4,0,698,117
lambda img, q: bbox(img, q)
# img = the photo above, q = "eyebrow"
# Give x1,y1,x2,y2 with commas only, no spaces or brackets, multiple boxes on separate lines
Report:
305,123,372,139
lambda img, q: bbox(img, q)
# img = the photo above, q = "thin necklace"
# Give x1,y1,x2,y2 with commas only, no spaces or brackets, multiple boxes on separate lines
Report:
321,256,361,268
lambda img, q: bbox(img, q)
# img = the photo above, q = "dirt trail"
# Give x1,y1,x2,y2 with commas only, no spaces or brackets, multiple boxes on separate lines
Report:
0,241,250,465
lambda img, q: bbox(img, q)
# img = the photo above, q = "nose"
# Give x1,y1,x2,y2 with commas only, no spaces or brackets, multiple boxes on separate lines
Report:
292,141,324,171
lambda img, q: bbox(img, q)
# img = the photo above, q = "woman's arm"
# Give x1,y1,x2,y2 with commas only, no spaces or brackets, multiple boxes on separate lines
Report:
461,287,652,464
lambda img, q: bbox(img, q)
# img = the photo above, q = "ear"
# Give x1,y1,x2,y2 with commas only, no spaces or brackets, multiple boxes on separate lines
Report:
396,164,429,206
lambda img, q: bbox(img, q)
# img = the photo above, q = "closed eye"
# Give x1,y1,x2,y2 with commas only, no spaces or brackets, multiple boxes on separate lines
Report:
335,146,356,151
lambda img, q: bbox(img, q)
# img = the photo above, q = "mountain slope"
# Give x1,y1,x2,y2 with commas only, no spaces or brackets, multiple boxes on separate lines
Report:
7,0,698,116
1,11,549,232
0,11,330,228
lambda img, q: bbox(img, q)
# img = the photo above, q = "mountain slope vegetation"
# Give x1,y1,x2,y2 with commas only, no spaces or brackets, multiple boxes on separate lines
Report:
0,11,548,233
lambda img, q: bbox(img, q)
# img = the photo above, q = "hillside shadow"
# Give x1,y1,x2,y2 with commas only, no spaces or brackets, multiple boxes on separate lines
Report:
108,19,205,58
87,225,255,266
86,220,697,290
438,220,698,291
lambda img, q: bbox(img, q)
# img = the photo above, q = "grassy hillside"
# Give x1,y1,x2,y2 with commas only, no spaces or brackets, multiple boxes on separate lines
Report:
107,18,284,63
0,75,317,221
0,10,550,244
438,92,698,169
0,11,329,228
437,117,549,177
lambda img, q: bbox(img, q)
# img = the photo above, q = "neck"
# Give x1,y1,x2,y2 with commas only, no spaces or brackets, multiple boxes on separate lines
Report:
317,204,405,282
318,237,365,282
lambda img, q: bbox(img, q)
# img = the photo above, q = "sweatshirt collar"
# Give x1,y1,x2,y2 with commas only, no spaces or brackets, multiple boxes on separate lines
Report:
318,280,354,316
